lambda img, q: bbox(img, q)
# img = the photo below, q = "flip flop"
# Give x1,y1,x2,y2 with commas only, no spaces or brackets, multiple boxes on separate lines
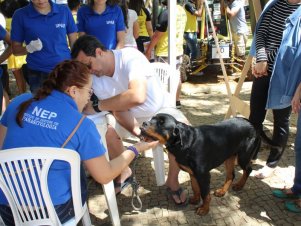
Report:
114,176,133,196
166,187,188,207
285,200,301,213
273,189,300,199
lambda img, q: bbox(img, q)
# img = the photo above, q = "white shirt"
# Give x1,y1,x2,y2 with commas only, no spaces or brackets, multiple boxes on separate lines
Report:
124,9,138,48
92,48,171,118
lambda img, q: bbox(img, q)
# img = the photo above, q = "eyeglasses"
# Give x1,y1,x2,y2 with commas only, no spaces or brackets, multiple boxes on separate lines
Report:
82,87,94,96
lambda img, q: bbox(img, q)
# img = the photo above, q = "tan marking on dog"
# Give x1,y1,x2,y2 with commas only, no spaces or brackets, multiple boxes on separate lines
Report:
232,169,248,191
143,128,169,144
189,175,201,205
214,155,236,197
195,194,211,215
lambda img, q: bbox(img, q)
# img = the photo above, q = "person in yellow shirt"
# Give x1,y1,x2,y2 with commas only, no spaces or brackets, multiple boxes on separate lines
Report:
128,0,153,53
145,0,187,109
184,0,203,62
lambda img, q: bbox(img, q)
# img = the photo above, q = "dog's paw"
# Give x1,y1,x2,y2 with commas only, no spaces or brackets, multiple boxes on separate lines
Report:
232,183,244,191
189,196,200,205
214,188,226,197
195,206,209,215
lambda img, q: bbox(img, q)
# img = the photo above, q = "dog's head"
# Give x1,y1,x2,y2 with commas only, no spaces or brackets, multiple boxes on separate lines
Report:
140,113,188,148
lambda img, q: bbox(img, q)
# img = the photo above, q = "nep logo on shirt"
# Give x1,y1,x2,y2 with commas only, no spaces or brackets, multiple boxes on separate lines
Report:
56,23,66,28
106,20,115,25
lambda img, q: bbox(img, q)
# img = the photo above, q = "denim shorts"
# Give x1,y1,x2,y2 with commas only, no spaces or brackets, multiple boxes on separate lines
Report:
22,65,49,94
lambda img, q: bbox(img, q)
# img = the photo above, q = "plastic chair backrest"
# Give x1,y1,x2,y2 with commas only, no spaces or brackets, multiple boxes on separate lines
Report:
151,62,179,107
0,147,90,226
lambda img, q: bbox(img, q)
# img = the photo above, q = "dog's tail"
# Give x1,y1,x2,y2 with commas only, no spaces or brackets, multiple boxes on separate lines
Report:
240,117,282,150
259,130,282,150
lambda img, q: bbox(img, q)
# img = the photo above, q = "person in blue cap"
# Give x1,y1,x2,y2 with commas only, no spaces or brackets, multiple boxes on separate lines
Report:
10,0,78,94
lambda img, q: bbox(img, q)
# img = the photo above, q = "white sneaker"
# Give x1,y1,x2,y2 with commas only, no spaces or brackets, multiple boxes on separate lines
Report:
254,165,275,179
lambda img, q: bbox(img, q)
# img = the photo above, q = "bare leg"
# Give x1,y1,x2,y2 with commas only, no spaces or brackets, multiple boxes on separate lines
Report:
113,110,141,137
165,152,186,203
176,79,182,102
12,69,26,94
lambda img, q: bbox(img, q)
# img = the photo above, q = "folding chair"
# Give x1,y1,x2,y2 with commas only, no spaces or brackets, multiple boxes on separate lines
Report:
0,147,91,226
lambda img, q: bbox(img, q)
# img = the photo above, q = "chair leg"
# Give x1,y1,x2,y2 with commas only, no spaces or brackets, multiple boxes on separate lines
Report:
152,145,166,186
102,181,121,226
81,204,92,226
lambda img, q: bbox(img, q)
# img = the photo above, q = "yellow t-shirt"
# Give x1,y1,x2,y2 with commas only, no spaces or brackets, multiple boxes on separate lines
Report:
155,5,187,57
184,8,197,32
138,7,151,37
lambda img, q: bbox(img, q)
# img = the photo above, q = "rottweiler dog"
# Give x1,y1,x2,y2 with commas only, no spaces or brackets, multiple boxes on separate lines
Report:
140,113,272,215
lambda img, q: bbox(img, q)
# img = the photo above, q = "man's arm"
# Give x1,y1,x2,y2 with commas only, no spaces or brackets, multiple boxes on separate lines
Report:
84,78,148,114
225,1,241,18
99,79,147,111
145,30,164,60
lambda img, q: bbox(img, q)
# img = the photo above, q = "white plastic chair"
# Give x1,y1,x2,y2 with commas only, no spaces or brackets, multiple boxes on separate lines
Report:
151,62,180,107
0,147,91,226
147,62,180,186
87,113,120,226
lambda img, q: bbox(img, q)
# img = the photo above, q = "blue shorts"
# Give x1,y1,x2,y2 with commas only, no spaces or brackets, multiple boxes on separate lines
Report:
23,65,49,94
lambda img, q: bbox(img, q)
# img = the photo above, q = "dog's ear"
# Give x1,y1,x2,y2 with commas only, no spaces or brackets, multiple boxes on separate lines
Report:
172,123,189,149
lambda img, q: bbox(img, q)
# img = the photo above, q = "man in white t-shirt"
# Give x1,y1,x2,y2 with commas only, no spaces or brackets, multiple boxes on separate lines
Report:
223,0,249,58
72,35,189,205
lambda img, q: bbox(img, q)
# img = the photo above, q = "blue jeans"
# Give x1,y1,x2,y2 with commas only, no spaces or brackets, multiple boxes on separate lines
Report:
22,65,49,94
184,32,199,60
292,112,301,195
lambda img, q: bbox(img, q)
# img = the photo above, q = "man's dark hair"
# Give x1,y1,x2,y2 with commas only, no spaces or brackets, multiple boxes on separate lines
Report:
71,35,107,59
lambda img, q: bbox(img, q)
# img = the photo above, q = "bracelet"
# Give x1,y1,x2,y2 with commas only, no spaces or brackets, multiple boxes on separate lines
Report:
127,146,139,157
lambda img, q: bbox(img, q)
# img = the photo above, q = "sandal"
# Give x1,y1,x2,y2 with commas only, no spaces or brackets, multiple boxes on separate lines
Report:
166,187,188,207
273,188,299,199
114,176,133,196
285,200,301,213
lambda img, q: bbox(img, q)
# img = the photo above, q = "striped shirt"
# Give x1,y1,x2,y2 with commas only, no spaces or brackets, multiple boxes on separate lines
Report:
255,0,300,73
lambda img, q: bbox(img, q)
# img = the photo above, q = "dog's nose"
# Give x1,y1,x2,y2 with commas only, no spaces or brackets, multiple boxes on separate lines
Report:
142,121,148,127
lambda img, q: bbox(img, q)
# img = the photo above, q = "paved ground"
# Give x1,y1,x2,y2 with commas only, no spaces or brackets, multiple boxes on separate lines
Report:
86,74,301,226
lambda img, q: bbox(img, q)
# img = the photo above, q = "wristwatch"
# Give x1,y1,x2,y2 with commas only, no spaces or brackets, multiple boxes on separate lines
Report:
90,93,102,113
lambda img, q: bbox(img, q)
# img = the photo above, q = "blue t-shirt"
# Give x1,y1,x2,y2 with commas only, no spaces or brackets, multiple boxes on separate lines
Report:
11,1,77,73
77,4,125,50
0,25,6,40
0,90,106,205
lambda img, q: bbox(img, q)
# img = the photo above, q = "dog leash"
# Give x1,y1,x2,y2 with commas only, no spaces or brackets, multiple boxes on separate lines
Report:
130,155,142,211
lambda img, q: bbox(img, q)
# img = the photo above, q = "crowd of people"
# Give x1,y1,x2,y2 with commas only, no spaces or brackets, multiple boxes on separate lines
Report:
0,0,301,224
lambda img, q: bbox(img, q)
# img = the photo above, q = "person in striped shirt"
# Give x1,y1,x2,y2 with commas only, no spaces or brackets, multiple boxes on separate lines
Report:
249,0,301,179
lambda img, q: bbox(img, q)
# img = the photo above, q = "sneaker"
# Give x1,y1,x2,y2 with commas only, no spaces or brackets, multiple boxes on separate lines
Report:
176,101,181,109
